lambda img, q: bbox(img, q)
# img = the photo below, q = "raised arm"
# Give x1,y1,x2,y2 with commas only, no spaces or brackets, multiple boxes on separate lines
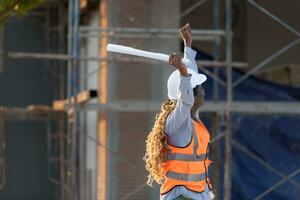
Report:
165,75,193,137
184,47,198,72
165,53,193,137
180,23,199,72
164,23,196,139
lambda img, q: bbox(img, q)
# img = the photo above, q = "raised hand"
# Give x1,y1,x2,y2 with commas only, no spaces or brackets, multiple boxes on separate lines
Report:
179,23,192,47
169,52,188,76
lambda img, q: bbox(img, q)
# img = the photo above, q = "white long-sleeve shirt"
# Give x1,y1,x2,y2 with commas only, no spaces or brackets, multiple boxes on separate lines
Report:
160,47,212,200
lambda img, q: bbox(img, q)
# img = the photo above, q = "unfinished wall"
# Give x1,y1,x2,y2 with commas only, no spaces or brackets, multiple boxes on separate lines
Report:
96,0,180,199
246,0,300,86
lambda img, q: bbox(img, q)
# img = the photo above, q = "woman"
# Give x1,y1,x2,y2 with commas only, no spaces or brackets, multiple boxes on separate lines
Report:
144,24,214,200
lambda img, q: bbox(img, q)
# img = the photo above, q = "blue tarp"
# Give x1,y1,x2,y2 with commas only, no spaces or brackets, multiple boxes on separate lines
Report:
194,49,300,200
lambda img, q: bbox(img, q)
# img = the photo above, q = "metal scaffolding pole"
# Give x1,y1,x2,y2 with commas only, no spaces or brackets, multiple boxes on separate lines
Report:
224,0,233,200
68,0,74,99
79,27,225,41
67,1,74,198
79,27,225,35
8,52,248,68
67,0,81,199
68,0,80,199
60,101,300,114
211,0,222,198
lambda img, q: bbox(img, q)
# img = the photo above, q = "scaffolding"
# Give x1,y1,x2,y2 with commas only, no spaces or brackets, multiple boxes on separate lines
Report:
2,0,300,200
58,1,300,199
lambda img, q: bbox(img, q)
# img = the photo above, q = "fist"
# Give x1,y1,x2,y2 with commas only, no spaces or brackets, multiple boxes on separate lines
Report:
179,23,192,43
169,52,183,69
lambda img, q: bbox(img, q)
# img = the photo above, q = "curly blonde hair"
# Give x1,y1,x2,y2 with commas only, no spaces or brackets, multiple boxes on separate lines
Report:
143,99,176,186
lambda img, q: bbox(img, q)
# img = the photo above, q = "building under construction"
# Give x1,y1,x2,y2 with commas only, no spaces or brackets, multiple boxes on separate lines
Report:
0,0,299,200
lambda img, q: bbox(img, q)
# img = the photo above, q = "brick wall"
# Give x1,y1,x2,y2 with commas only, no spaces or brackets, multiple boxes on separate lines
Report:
116,112,150,199
103,0,180,199
114,1,152,198
108,0,176,200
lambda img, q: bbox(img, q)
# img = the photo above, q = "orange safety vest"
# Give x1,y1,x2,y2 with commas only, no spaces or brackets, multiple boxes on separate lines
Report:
161,119,212,195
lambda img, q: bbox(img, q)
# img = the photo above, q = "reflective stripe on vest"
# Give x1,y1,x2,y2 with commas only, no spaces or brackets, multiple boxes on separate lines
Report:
192,124,199,157
167,152,206,161
166,171,206,182
166,125,206,162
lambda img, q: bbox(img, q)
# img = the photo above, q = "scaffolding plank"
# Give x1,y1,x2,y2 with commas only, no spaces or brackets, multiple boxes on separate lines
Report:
53,90,98,111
